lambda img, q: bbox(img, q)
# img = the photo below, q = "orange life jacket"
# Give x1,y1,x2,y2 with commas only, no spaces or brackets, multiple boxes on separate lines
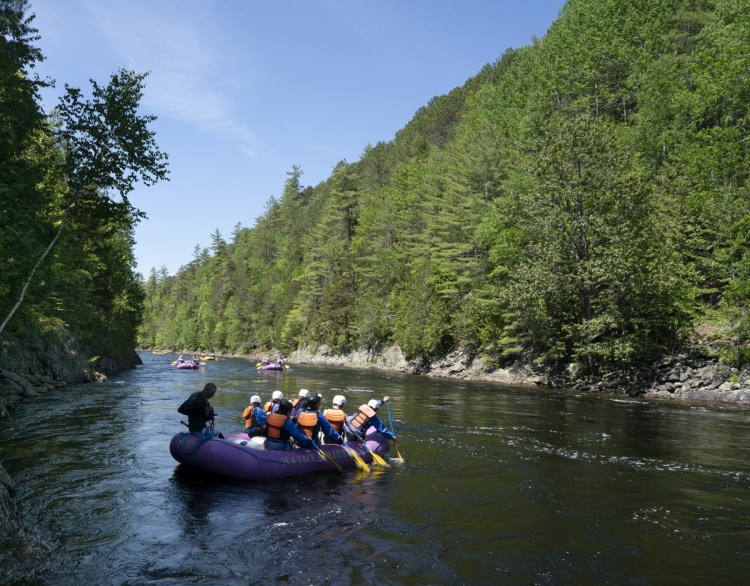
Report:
297,411,319,438
323,408,346,432
263,401,274,413
266,412,288,439
243,405,262,430
351,404,376,432
291,397,302,411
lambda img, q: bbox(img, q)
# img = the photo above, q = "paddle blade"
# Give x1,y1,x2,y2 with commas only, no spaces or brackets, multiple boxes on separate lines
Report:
373,453,390,467
368,447,390,467
391,439,405,463
344,443,370,472
353,451,371,472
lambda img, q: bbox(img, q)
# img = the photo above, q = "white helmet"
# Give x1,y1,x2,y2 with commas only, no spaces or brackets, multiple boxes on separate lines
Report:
298,389,310,398
368,399,381,410
333,395,346,406
250,395,261,404
272,390,283,400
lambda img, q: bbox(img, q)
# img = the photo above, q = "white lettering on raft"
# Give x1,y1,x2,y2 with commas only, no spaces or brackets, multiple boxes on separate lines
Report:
279,454,342,465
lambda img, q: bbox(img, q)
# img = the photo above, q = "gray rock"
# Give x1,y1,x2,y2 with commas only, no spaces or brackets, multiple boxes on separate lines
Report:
0,327,88,383
681,389,719,402
19,385,38,398
0,377,22,393
705,378,723,391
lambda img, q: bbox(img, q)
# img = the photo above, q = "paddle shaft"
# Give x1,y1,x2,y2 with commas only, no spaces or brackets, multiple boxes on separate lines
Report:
385,402,404,460
386,401,396,436
311,440,343,473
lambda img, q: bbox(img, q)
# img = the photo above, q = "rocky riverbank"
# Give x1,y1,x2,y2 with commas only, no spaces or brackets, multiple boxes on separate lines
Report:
0,326,143,415
0,326,142,572
288,344,750,406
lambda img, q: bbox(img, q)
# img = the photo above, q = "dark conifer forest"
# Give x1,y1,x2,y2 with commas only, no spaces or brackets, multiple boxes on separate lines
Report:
4,0,749,377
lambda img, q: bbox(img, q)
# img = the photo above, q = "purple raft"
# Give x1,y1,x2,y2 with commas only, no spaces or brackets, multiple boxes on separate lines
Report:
259,363,284,371
169,428,390,480
175,361,199,369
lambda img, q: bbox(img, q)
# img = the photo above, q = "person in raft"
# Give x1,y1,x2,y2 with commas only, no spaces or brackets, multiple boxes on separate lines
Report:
178,382,218,434
263,390,284,414
242,394,267,437
346,399,396,442
322,395,348,444
290,388,310,419
296,394,344,446
265,400,315,451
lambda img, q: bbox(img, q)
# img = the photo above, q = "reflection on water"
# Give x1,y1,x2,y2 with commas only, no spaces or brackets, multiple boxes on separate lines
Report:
1,352,750,584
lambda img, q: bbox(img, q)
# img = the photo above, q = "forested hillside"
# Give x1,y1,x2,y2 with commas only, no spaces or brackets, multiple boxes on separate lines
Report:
139,0,750,376
0,0,167,371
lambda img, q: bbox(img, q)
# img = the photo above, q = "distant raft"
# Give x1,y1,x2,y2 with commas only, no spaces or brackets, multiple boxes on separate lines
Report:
175,361,200,369
169,428,390,480
259,363,285,371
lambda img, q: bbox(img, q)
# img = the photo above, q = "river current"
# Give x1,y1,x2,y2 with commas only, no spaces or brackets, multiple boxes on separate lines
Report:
1,352,749,584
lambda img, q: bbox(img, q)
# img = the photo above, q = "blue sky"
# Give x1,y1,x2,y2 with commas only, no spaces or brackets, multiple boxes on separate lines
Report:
29,0,564,276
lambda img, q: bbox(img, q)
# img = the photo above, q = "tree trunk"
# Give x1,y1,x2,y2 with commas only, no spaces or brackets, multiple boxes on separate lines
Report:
0,215,68,336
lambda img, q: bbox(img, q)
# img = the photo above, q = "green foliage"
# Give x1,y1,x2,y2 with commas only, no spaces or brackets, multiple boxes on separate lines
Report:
1,1,167,364
138,0,749,376
55,69,168,206
392,259,451,360
0,0,51,323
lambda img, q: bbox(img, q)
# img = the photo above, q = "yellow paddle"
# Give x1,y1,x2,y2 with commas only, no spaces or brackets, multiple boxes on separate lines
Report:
311,440,343,473
342,439,370,472
347,404,390,467
364,442,390,467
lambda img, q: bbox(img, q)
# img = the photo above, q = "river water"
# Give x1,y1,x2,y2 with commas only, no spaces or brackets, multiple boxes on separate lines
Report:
1,352,750,584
